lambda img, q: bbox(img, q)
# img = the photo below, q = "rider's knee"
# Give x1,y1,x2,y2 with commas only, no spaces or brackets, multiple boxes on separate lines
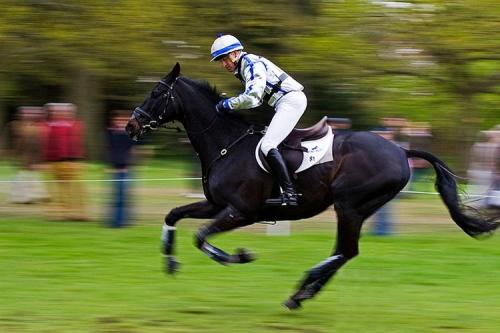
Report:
260,141,276,156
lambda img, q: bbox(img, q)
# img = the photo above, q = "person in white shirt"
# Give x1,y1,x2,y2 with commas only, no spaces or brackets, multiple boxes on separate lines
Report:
211,34,307,206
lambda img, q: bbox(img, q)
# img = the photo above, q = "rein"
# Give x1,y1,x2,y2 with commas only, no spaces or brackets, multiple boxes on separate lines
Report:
202,125,266,184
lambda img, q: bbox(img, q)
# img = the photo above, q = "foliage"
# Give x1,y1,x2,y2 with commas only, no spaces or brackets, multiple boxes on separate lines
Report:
0,1,499,165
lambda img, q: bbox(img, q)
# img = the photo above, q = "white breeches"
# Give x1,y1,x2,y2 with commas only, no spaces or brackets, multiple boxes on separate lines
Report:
261,91,307,155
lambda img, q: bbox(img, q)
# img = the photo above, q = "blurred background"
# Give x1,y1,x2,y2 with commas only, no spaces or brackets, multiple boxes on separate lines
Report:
1,0,498,222
0,1,499,332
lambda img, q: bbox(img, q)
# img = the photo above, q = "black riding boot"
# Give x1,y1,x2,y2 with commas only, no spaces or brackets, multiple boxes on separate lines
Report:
265,148,299,206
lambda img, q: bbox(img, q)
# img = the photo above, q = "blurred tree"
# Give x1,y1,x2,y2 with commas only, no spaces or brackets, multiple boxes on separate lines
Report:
285,0,500,168
412,1,499,169
0,1,177,158
364,0,500,169
0,0,498,170
283,1,407,126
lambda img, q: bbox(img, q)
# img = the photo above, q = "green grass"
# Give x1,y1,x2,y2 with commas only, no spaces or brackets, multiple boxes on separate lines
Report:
1,218,499,333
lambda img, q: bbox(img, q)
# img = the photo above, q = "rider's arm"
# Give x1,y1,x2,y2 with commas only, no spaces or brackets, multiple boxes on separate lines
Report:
226,60,266,110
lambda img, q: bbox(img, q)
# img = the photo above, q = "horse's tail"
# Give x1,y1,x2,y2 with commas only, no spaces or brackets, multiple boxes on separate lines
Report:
405,149,500,238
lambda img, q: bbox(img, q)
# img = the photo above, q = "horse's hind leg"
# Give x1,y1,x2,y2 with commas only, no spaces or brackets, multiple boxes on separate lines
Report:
284,205,362,310
284,184,404,310
195,207,256,264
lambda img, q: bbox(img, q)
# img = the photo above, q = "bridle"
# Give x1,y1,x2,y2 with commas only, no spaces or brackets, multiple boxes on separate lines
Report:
131,76,220,137
132,77,179,133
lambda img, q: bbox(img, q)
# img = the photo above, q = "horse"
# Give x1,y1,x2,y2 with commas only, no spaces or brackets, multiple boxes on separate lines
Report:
126,63,499,309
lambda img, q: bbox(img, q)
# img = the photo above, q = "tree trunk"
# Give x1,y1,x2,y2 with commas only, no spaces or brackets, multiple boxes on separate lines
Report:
65,68,104,161
456,93,480,175
0,78,7,155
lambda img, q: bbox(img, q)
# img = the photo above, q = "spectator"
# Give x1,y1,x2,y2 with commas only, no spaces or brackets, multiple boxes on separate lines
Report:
327,117,351,134
106,111,135,227
8,106,49,204
406,122,433,192
380,117,409,149
43,103,88,221
487,127,500,208
370,126,396,235
468,125,500,208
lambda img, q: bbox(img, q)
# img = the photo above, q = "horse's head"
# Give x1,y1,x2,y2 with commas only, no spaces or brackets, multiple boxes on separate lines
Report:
126,63,182,141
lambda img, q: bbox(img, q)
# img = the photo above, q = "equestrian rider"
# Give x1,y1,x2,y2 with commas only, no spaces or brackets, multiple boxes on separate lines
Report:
211,34,307,206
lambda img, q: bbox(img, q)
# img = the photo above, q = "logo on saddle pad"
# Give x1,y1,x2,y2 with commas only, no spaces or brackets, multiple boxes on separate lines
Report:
256,117,334,174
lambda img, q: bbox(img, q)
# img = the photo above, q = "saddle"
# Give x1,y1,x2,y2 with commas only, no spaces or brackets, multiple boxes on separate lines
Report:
256,116,334,174
285,116,330,146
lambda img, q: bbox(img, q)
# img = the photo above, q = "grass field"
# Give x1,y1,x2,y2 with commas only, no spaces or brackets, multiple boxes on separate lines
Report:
1,160,498,332
1,218,499,333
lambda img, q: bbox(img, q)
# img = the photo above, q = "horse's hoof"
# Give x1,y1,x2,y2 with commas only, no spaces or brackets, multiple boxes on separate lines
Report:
166,256,180,275
283,298,302,310
236,248,256,263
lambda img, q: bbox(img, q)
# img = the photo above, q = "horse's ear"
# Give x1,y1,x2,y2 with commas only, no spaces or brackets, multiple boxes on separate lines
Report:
164,63,181,81
172,62,181,78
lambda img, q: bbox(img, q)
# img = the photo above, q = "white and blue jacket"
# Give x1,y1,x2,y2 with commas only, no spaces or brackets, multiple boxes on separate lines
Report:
224,52,304,110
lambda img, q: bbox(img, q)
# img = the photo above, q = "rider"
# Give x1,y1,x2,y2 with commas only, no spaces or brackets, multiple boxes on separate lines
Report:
211,34,307,206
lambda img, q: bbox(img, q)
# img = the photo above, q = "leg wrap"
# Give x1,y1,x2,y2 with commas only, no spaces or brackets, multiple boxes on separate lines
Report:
162,225,176,255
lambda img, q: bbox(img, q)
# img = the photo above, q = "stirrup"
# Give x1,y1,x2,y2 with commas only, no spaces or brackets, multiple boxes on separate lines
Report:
265,192,299,207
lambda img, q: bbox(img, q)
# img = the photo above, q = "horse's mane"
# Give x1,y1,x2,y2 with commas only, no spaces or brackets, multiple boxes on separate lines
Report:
181,76,252,125
182,77,222,104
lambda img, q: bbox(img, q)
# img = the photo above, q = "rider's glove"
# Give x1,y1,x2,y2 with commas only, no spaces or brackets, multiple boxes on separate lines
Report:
215,99,231,115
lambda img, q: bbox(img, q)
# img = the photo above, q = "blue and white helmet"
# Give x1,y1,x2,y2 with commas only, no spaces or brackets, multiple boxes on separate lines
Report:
210,34,244,61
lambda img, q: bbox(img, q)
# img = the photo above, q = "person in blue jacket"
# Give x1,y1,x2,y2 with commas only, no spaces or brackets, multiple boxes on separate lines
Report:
107,111,135,227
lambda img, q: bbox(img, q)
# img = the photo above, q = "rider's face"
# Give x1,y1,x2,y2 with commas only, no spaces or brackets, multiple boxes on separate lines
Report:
219,51,238,72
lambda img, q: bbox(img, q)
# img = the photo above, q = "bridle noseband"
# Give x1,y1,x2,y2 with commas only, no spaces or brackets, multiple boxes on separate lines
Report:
132,77,179,132
131,76,221,137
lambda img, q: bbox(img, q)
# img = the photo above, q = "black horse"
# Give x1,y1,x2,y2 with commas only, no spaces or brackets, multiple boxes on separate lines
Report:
126,63,499,309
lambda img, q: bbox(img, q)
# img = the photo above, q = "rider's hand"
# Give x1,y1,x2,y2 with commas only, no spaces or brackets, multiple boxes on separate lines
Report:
215,99,231,115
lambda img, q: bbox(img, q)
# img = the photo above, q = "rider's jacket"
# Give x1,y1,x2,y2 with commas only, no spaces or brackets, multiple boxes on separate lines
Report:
224,52,304,110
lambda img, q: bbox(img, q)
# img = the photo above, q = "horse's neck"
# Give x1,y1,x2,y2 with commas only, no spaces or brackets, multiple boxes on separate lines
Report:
180,94,247,165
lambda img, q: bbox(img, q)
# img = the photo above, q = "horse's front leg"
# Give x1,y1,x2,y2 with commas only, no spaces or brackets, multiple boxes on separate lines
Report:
163,200,222,274
194,207,256,265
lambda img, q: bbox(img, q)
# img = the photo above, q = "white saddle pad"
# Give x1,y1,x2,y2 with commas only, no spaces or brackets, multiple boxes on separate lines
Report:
255,128,334,173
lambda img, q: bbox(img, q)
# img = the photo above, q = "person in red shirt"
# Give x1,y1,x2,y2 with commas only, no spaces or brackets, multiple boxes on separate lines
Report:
44,103,88,221
8,106,50,204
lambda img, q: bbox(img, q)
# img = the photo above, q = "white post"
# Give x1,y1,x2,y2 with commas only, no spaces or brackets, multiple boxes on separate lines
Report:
266,220,291,236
